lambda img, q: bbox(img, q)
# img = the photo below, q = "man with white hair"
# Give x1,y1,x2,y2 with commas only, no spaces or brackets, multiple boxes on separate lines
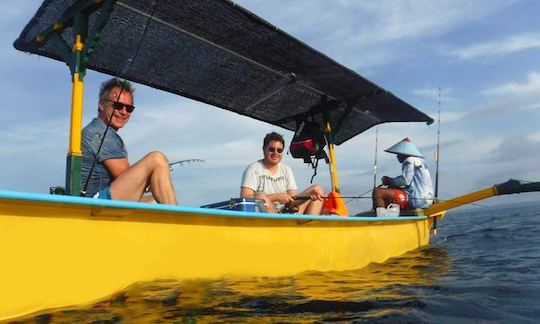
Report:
81,78,177,204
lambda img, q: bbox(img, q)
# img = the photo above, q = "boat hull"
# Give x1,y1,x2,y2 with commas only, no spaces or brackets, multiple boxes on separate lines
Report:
0,190,432,320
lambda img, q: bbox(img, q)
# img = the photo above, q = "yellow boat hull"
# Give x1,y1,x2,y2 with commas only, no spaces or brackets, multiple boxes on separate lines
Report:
0,190,432,320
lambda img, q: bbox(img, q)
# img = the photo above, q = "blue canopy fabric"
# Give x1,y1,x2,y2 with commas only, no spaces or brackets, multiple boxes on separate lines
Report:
14,0,433,145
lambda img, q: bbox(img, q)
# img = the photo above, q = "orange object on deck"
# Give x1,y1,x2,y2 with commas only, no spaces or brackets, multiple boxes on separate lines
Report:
322,191,349,216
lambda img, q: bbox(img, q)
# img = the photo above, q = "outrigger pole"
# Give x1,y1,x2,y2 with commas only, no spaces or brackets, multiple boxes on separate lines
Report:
425,179,540,216
34,0,116,195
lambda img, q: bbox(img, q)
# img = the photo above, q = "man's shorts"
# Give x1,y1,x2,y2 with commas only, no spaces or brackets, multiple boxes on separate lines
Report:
389,188,410,209
93,186,112,200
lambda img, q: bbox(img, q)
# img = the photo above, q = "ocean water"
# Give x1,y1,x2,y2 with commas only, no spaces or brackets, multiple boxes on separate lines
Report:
16,201,540,323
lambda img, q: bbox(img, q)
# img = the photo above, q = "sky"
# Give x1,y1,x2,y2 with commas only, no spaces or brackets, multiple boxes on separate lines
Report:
1,0,540,213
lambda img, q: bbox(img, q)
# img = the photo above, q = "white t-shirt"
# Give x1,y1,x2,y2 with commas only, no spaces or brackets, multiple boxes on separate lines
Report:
241,160,298,209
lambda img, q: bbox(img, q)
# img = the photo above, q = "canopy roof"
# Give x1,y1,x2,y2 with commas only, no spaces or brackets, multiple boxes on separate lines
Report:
14,0,433,145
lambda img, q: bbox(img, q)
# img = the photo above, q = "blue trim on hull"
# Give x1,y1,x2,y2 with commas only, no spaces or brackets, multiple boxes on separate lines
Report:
0,189,426,222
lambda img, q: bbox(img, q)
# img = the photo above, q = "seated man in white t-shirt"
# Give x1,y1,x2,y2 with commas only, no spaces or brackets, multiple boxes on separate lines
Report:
240,132,324,214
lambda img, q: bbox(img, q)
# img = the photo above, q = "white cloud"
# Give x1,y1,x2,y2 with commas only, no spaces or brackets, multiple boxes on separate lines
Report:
482,71,540,97
489,135,540,162
236,0,513,69
0,119,68,155
530,132,540,141
344,1,499,43
447,32,540,60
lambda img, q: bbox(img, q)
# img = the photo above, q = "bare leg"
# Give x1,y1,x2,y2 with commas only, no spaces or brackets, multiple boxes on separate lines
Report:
109,151,177,205
296,184,324,215
140,195,157,203
372,187,394,208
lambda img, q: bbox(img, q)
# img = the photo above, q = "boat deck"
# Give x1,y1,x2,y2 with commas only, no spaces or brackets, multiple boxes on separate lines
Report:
0,189,426,221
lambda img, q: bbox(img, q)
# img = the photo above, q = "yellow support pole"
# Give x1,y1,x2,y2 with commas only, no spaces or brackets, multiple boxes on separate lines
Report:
65,34,85,195
324,122,340,193
69,72,84,157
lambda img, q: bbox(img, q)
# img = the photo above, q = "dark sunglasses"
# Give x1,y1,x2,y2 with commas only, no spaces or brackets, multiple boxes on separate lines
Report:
267,147,283,153
104,99,135,113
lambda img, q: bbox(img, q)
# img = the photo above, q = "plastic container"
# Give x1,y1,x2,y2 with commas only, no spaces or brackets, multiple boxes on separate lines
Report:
201,198,266,213
376,203,400,217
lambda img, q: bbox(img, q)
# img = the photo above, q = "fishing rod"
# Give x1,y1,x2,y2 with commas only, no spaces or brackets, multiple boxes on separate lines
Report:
433,87,442,233
373,126,379,190
435,87,441,200
144,158,205,193
169,159,205,171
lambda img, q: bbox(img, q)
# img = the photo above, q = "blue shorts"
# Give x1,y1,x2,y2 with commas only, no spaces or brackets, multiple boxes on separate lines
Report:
95,186,112,200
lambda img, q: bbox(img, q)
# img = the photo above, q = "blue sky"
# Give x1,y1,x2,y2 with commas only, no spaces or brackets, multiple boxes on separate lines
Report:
1,0,540,212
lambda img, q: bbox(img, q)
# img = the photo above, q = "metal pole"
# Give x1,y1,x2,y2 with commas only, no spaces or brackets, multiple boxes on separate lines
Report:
373,126,379,190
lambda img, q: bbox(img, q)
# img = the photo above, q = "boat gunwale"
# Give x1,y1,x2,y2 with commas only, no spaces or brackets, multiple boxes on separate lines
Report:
0,189,426,222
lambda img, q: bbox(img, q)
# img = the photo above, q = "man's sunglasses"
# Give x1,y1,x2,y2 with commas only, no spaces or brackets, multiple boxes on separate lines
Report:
104,99,135,113
267,147,283,153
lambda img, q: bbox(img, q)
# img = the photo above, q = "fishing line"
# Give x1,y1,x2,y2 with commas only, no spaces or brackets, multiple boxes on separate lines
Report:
294,194,490,208
345,188,373,204
81,0,160,196
431,237,448,246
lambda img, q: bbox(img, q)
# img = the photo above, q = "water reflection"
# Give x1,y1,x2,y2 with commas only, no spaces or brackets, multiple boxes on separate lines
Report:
15,246,450,323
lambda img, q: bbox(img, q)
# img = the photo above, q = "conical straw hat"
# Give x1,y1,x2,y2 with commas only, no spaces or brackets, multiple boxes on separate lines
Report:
384,137,424,158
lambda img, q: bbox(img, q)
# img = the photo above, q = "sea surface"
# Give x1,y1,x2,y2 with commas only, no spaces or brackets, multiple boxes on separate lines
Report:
15,201,540,323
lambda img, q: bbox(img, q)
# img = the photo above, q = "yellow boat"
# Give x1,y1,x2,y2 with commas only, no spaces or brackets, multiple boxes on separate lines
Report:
2,0,539,321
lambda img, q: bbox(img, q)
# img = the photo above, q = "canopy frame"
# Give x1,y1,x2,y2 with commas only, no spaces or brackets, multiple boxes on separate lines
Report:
35,0,117,195
15,0,434,197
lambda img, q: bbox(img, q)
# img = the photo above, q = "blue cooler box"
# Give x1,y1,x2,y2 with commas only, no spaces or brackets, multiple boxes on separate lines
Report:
201,198,266,213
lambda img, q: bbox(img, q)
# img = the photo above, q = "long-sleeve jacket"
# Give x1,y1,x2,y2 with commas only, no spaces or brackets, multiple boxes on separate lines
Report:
389,156,434,208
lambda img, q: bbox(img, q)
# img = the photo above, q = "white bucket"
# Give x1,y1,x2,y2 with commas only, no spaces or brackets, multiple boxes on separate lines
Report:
376,203,400,217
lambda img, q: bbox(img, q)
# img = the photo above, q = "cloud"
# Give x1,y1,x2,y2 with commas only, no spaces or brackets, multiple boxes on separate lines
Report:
448,71,540,126
236,0,513,70
482,71,540,97
447,32,540,60
411,87,466,121
530,132,540,141
0,119,68,155
473,135,540,190
489,135,540,163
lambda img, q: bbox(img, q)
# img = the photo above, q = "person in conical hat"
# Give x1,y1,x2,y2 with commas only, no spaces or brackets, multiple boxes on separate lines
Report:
372,138,434,211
